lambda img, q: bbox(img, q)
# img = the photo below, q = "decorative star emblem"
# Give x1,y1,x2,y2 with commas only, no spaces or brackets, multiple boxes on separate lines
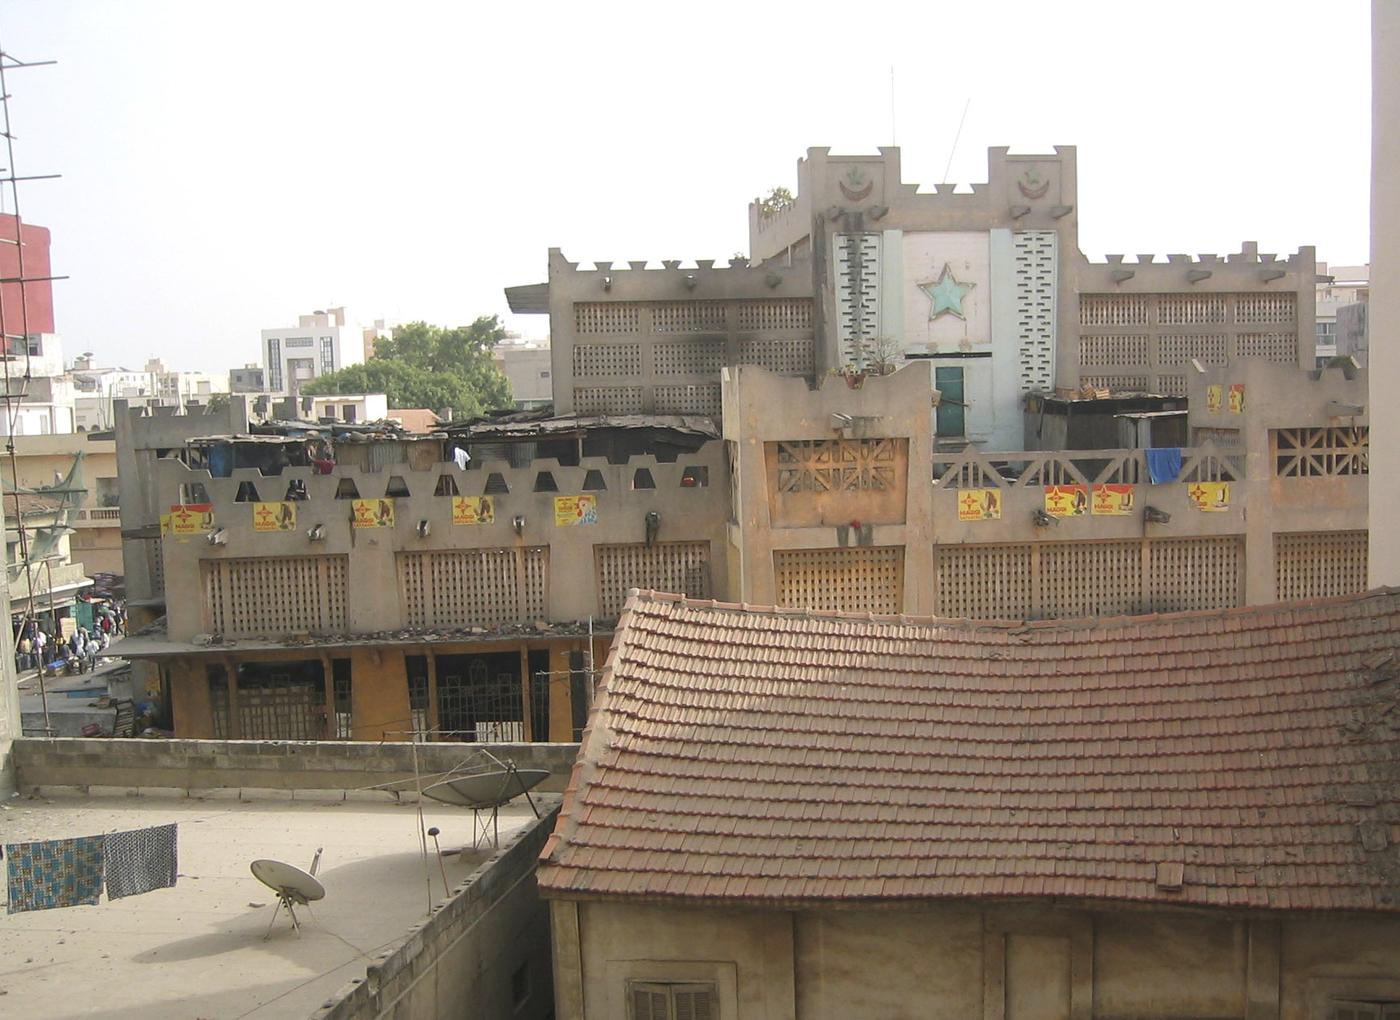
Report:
919,264,974,320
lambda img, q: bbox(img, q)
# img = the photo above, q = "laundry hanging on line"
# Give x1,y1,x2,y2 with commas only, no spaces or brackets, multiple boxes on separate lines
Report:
103,823,178,899
6,835,105,914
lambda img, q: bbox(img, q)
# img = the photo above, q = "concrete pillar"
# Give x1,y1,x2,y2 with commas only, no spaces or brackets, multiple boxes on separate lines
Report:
1371,1,1400,585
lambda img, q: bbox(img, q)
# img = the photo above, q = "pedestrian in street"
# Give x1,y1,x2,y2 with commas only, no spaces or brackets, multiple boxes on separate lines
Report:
33,628,47,669
16,635,31,671
84,634,100,672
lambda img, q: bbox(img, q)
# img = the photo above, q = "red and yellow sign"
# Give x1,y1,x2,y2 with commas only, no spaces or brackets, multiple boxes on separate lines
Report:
957,488,1001,521
252,501,297,531
1206,384,1223,413
1044,484,1089,517
169,503,214,537
452,496,494,525
554,494,598,526
1091,484,1134,516
1188,481,1230,512
1228,383,1245,415
352,498,395,528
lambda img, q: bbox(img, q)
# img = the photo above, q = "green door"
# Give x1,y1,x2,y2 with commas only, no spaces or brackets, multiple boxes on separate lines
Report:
935,366,966,438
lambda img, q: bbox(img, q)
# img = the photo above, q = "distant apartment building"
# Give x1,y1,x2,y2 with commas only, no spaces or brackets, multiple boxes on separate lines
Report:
260,306,361,395
0,217,54,343
71,356,226,432
362,317,398,361
228,363,264,394
494,338,553,409
1315,262,1369,364
0,332,74,436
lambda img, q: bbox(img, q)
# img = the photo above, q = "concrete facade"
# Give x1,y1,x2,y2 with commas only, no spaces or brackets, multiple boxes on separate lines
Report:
551,899,1400,1020
495,339,554,409
260,306,362,395
1371,0,1400,587
9,432,122,577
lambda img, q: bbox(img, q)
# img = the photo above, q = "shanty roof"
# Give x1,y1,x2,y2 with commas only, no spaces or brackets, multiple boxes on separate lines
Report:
539,589,1400,912
443,409,719,441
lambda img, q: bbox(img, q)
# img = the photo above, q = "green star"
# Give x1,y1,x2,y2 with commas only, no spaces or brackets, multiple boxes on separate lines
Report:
919,264,974,321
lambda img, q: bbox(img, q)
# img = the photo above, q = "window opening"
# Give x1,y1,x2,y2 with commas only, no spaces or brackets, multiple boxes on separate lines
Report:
285,478,308,501
335,478,360,499
386,475,411,498
484,472,510,495
234,481,261,503
680,466,708,488
434,474,460,497
632,468,656,490
533,471,559,493
331,658,352,739
582,469,607,491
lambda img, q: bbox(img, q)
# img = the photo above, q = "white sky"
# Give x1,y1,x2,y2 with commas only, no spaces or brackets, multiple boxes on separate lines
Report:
0,0,1373,374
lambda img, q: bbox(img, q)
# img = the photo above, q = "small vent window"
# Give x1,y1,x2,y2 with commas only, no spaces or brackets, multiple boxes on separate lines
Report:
632,469,655,490
533,471,559,493
386,475,411,498
434,475,460,497
484,472,510,495
583,469,607,491
285,479,308,502
335,479,360,500
680,466,708,488
234,482,261,503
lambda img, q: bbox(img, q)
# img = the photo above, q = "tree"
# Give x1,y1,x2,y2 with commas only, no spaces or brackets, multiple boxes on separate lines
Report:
307,316,513,415
759,186,795,218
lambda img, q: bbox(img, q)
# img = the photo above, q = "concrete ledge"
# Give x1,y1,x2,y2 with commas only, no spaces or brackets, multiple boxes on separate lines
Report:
12,738,581,797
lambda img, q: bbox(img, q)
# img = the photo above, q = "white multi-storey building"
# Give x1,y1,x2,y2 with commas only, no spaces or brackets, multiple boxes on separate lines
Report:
260,307,362,395
1315,262,1369,364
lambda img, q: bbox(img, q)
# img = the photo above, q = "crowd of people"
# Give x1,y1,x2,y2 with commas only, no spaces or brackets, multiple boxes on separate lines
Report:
14,605,124,676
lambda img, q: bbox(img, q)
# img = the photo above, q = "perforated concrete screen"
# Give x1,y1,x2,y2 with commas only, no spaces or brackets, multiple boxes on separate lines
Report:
398,547,548,628
573,386,644,414
735,298,812,332
653,384,722,417
574,302,640,334
835,232,882,368
1273,427,1369,477
652,339,726,376
573,343,641,377
737,337,814,375
1013,230,1057,393
1275,531,1369,601
651,301,727,334
595,542,711,618
773,546,904,614
202,555,348,636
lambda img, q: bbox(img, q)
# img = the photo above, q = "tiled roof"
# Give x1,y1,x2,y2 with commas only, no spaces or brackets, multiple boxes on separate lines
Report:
538,590,1400,911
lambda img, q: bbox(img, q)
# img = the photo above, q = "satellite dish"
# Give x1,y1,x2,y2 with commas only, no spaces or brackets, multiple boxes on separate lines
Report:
251,857,325,939
423,764,550,850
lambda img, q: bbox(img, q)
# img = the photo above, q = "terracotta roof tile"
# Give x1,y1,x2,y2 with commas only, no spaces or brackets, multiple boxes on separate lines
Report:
539,589,1400,913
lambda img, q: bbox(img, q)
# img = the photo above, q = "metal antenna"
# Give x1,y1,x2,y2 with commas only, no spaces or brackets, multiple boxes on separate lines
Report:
942,98,972,185
890,66,897,147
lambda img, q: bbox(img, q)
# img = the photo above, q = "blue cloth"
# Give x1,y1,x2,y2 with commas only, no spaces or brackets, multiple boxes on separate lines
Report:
1146,447,1182,484
6,836,104,913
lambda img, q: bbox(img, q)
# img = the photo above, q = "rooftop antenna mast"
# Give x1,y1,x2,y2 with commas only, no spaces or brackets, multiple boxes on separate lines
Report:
941,98,972,185
0,42,64,733
889,66,896,147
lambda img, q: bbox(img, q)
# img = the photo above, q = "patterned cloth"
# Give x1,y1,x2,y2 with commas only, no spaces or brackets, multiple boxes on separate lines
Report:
103,824,178,899
6,836,105,913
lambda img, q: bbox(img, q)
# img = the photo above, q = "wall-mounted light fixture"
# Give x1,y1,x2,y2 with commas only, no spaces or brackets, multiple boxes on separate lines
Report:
1032,508,1056,528
513,514,526,536
206,528,228,546
307,523,325,541
645,510,661,547
416,520,431,538
1144,506,1171,525
683,274,698,290
602,275,612,292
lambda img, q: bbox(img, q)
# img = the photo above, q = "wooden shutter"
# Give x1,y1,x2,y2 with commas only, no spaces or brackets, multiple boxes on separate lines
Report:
631,985,669,1020
673,986,715,1020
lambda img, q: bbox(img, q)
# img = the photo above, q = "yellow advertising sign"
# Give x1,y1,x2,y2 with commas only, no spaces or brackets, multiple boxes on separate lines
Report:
352,498,395,528
1188,481,1230,512
452,495,495,525
1228,383,1245,415
554,494,598,526
1091,484,1134,516
1206,384,1223,413
169,504,214,537
252,501,297,532
957,488,1001,521
1043,484,1089,518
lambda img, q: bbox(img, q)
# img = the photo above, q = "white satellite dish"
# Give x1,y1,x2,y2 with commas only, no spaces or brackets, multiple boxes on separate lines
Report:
251,854,325,939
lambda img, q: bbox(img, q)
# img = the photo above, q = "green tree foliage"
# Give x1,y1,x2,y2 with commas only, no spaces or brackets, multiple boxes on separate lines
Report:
305,316,513,416
759,186,795,217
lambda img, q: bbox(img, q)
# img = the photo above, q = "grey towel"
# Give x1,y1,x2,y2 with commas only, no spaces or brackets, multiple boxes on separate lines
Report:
103,824,177,899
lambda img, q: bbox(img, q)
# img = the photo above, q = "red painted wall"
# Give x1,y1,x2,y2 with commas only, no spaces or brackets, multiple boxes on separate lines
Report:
0,217,54,339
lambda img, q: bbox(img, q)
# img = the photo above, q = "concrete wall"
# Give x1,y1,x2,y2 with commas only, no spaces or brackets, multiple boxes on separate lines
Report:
551,898,1400,1020
1372,0,1400,586
316,804,559,1020
11,737,579,797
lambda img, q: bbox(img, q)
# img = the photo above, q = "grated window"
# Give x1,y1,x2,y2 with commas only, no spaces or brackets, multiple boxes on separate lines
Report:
1157,334,1227,365
574,386,645,415
202,555,349,636
651,301,727,334
736,298,813,332
835,232,882,368
1079,294,1150,326
737,337,814,374
574,302,640,335
398,547,549,628
595,542,711,617
1155,374,1188,397
1235,292,1296,324
1158,294,1226,325
774,546,904,614
1233,332,1298,363
1274,531,1368,601
652,339,727,376
1078,334,1148,366
653,383,722,417
573,343,641,377
933,544,1032,620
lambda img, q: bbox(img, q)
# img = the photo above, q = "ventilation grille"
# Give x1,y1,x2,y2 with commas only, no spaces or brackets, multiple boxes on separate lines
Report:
774,546,904,614
1158,334,1227,365
1273,426,1369,477
574,302,640,335
573,343,640,377
933,544,1033,620
653,339,726,375
1080,294,1150,326
1158,294,1226,325
1235,293,1296,324
203,555,348,636
834,232,881,368
1235,333,1298,362
653,383,722,416
1013,231,1057,393
595,542,711,618
573,386,644,414
1080,375,1149,392
652,301,727,334
398,547,548,628
1039,541,1141,618
736,298,813,332
1156,374,1188,397
1275,531,1368,601
1079,334,1148,366
738,337,814,375
1147,537,1242,612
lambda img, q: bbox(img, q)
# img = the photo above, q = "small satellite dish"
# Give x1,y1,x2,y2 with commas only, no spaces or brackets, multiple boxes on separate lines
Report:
251,858,325,939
